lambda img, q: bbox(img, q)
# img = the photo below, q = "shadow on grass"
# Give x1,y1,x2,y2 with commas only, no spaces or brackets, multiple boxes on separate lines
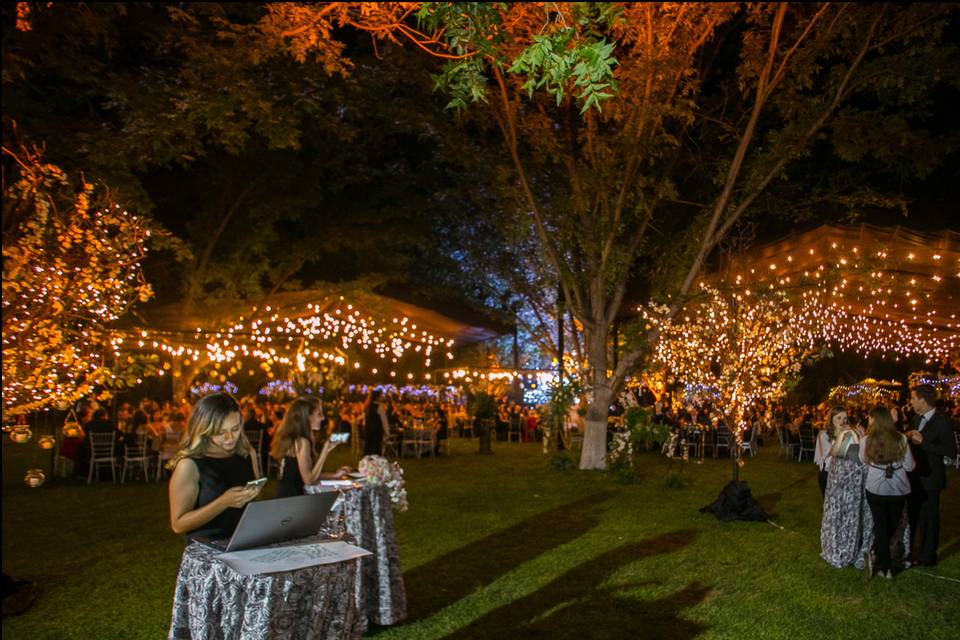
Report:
937,495,960,562
401,491,617,623
443,529,706,640
755,473,814,517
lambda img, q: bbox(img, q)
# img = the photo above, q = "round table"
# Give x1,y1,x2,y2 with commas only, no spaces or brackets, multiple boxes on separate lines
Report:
305,481,407,627
169,536,364,640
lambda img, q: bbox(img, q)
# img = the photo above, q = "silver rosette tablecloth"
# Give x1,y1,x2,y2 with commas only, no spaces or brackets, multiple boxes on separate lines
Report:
169,537,364,640
305,482,407,626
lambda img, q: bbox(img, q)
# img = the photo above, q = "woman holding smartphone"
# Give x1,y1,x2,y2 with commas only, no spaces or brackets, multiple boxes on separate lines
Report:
168,393,263,542
271,396,351,498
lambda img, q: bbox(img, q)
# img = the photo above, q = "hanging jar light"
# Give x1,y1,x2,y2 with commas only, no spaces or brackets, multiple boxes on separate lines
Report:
38,434,56,450
24,469,46,488
9,426,33,444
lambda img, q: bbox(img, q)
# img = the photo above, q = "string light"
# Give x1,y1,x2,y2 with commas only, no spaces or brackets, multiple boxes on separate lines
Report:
3,164,153,415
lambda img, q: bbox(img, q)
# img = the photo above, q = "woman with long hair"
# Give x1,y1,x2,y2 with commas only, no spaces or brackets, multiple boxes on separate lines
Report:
270,396,350,498
168,393,262,542
859,406,915,578
820,405,867,568
814,406,849,496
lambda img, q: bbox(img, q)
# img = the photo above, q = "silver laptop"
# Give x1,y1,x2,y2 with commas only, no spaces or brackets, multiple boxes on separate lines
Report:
200,491,339,552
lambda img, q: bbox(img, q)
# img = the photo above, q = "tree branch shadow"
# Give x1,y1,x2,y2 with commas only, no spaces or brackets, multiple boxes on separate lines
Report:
442,529,708,640
400,491,617,623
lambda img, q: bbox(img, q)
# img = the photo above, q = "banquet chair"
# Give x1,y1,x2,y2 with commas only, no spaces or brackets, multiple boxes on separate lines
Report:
797,428,816,462
382,432,400,460
121,433,153,483
953,432,960,471
415,428,437,459
461,417,475,438
776,427,799,459
508,415,522,443
52,433,74,477
714,426,732,458
740,426,758,457
88,432,118,484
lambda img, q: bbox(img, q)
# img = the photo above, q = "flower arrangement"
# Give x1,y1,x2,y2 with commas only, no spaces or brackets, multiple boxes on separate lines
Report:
358,455,409,512
608,430,634,465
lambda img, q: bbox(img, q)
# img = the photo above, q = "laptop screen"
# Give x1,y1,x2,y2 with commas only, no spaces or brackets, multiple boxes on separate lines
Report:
225,491,339,552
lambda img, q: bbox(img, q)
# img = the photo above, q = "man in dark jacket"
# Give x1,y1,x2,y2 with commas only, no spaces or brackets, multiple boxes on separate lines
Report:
905,384,958,567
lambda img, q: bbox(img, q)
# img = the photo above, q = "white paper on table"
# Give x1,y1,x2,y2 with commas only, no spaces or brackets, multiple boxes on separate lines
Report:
215,541,372,576
317,479,357,488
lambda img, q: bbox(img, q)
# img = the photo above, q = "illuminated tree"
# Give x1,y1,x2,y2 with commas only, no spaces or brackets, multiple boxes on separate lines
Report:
647,286,820,479
2,145,154,415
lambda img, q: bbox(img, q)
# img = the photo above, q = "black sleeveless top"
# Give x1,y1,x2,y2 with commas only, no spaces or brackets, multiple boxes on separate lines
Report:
277,456,304,498
185,454,255,542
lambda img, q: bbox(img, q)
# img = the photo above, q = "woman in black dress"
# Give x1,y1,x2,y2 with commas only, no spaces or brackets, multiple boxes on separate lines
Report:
167,393,263,542
271,396,350,498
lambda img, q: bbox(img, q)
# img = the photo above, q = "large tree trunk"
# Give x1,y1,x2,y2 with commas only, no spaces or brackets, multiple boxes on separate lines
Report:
580,385,612,470
579,330,611,470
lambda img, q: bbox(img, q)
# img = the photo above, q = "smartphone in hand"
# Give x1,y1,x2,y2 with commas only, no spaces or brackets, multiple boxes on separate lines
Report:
330,432,350,444
246,477,268,489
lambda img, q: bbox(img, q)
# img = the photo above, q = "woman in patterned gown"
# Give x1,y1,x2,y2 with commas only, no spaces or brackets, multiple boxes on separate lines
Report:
820,407,867,567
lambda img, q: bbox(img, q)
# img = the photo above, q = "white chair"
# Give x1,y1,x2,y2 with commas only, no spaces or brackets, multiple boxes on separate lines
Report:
508,415,522,442
461,416,475,438
776,427,799,459
797,428,816,462
400,428,436,459
121,433,152,483
739,426,758,457
714,426,732,458
415,428,437,458
953,432,960,471
88,432,118,484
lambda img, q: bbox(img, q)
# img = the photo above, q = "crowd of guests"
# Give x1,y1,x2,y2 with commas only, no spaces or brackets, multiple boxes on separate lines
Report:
58,379,958,573
817,384,957,578
57,398,193,480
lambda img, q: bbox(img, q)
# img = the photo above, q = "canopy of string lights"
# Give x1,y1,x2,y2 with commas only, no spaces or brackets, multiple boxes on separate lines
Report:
714,223,960,363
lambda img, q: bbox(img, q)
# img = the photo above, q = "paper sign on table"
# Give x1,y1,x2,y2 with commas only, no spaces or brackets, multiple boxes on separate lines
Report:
216,541,372,576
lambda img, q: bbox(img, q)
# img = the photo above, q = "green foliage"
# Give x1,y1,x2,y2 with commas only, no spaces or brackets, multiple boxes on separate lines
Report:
548,450,576,472
467,391,497,420
624,406,671,447
508,34,618,113
663,473,687,489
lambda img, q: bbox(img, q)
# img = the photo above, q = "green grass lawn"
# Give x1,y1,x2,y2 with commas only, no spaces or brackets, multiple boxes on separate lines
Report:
2,437,958,639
